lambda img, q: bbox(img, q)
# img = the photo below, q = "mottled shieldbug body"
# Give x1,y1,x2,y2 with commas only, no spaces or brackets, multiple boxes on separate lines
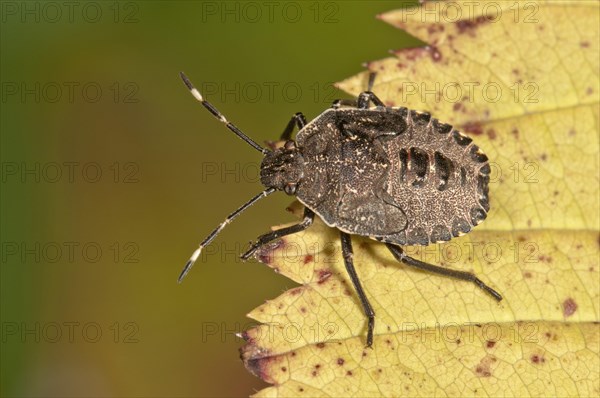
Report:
178,72,502,347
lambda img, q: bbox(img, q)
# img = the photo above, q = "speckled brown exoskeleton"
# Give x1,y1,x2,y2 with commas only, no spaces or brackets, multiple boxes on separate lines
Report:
178,72,502,347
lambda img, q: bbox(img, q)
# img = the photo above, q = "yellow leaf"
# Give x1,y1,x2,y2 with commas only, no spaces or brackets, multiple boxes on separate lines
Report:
241,2,600,397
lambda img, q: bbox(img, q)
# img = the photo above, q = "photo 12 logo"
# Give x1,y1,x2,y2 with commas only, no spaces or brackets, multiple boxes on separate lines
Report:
1,321,140,343
1,162,140,184
1,2,140,24
1,82,139,104
200,2,340,24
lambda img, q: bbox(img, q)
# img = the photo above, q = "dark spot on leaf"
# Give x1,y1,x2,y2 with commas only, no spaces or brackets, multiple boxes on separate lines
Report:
243,356,276,384
427,24,445,35
486,340,496,349
426,45,442,62
587,87,594,95
391,46,429,61
258,252,272,265
291,351,296,357
312,370,317,376
290,287,302,296
524,271,532,278
317,269,332,284
316,342,325,348
337,358,344,366
474,355,494,377
303,254,313,264
456,339,461,344
240,330,252,342
563,298,577,317
486,128,497,140
580,41,590,48
346,370,353,376
475,365,491,377
456,15,492,36
298,387,304,392
569,129,576,136
541,153,547,161
462,121,483,136
531,354,546,364
511,127,519,138
281,366,287,372
300,307,306,313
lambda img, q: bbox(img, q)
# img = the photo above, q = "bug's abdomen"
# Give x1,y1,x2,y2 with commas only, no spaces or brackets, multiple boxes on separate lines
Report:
384,111,490,245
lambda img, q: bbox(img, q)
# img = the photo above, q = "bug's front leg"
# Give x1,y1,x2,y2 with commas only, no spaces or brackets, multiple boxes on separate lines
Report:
279,112,307,141
241,208,315,260
340,232,375,348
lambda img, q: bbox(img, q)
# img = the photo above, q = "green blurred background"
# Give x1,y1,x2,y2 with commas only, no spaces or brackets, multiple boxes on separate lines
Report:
1,1,420,396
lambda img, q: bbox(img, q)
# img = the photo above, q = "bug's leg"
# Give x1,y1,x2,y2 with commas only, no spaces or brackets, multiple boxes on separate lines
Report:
332,71,378,109
341,232,375,348
279,112,307,141
366,71,377,91
331,99,358,109
241,208,315,260
357,91,385,109
385,243,503,301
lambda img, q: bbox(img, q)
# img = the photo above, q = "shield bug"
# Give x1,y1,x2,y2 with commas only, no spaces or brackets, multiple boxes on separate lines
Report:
178,71,502,347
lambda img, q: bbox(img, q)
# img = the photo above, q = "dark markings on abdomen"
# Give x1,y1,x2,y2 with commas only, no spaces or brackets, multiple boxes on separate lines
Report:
399,148,408,183
398,147,462,191
434,151,454,191
409,147,429,187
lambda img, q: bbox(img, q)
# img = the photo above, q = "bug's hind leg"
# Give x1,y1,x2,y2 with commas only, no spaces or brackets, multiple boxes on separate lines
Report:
241,208,314,260
341,232,375,348
385,243,503,301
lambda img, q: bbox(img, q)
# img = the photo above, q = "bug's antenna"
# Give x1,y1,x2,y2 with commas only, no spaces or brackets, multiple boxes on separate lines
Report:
180,72,268,155
178,188,276,283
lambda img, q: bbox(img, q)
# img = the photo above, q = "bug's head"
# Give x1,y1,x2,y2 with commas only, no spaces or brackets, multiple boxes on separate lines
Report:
260,140,305,195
